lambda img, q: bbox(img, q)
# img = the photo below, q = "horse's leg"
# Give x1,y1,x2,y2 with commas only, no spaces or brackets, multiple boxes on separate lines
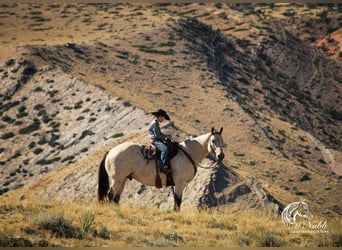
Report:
173,182,187,211
108,178,127,204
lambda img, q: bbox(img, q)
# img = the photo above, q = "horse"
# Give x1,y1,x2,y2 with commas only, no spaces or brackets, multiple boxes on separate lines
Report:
98,127,225,211
281,200,313,226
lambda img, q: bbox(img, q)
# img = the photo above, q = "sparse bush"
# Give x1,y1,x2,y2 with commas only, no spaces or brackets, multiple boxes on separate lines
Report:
35,214,83,239
1,115,15,124
1,132,15,140
36,159,54,165
33,148,43,155
61,155,75,163
237,235,252,246
74,101,83,109
257,233,288,247
19,119,40,134
0,236,33,247
17,112,28,118
123,101,132,107
79,130,94,139
318,159,327,164
80,147,88,153
5,59,15,67
79,212,95,233
34,104,45,110
96,224,110,240
112,133,124,138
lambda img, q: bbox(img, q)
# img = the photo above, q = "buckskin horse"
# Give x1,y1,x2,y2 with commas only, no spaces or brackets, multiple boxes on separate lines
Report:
98,127,225,211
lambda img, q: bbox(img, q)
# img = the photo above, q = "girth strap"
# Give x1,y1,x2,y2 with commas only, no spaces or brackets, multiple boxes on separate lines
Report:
177,145,197,178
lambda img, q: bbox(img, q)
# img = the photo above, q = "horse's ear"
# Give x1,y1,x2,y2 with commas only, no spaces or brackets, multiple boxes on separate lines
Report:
211,127,215,134
219,127,223,134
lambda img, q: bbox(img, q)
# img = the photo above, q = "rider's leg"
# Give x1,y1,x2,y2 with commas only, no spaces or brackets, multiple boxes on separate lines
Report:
154,141,169,171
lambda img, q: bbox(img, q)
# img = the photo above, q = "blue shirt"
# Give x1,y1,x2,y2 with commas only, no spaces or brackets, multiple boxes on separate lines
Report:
148,119,166,142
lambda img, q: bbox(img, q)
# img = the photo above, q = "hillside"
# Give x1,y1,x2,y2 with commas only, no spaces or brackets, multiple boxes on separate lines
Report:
0,1,341,225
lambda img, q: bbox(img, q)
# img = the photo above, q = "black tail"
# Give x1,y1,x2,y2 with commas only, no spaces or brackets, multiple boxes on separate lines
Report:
98,152,109,202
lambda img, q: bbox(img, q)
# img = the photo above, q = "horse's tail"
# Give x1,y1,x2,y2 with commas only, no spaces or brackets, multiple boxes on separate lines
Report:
98,151,109,202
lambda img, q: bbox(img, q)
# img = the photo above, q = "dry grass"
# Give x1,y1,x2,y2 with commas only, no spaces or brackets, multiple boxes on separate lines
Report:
0,196,340,247
0,3,341,247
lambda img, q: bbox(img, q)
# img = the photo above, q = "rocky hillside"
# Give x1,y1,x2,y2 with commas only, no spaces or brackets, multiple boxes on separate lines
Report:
0,3,341,216
0,60,150,193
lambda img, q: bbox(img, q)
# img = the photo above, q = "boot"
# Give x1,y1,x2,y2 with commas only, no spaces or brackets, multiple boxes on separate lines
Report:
162,165,170,174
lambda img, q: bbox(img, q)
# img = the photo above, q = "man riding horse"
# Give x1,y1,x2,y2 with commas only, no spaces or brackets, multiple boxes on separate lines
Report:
148,109,172,173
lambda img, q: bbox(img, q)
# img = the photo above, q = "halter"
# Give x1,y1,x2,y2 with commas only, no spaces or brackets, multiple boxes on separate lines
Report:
197,132,224,169
177,130,224,173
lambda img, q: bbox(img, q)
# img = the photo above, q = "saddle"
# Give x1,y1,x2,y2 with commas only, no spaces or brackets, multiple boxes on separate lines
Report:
141,139,178,188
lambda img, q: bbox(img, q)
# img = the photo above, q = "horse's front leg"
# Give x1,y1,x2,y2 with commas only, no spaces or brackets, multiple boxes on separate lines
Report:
173,183,187,211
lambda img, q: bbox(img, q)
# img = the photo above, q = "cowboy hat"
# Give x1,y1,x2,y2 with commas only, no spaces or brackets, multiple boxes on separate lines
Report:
152,109,170,120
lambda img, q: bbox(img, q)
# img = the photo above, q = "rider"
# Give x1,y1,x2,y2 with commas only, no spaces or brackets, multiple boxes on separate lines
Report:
148,109,171,173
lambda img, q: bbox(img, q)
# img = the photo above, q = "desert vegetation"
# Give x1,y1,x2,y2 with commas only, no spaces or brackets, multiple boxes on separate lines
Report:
0,197,341,247
0,3,341,247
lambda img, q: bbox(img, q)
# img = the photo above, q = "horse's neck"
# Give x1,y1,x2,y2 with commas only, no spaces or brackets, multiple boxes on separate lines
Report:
182,133,210,164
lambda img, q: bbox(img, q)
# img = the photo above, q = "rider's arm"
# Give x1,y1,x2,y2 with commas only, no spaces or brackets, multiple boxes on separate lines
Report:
148,120,166,141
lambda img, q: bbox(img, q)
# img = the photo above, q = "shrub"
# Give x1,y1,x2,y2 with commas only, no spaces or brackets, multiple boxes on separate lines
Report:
80,147,88,153
257,233,288,247
17,112,28,118
61,155,75,163
19,119,40,134
1,132,15,139
123,101,132,107
79,212,95,233
79,130,94,139
96,224,110,239
36,159,54,165
1,115,15,124
237,235,251,246
34,104,45,110
35,214,83,239
33,148,43,155
112,133,124,138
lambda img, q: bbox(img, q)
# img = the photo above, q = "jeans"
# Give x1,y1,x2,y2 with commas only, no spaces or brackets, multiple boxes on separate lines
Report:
154,140,168,166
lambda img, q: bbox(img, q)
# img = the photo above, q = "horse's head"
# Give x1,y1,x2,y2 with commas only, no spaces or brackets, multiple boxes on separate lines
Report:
208,127,225,162
282,200,314,226
296,200,313,221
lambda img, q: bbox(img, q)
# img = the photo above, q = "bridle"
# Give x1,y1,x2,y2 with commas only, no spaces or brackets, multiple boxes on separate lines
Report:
198,131,224,169
177,130,224,175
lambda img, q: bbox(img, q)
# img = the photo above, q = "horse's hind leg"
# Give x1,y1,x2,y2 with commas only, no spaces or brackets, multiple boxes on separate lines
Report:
108,178,127,204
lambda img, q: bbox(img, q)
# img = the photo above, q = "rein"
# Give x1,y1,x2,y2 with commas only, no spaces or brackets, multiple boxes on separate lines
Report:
172,130,223,176
176,140,222,174
177,145,197,177
197,159,222,169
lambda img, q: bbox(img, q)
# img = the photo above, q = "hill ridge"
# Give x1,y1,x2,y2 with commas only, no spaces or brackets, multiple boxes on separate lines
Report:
0,3,341,217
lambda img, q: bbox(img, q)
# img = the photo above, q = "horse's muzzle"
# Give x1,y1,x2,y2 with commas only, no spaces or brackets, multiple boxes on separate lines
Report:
218,152,225,161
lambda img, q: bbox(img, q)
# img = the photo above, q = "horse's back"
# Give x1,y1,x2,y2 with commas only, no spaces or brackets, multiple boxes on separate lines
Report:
107,141,141,161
